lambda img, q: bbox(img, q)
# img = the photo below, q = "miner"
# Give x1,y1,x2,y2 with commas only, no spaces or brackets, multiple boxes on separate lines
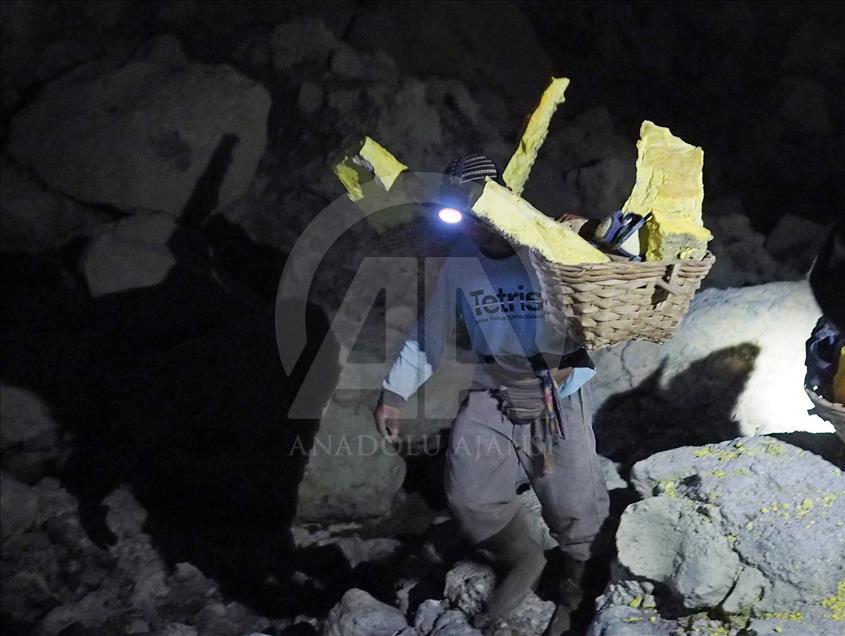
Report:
373,155,610,635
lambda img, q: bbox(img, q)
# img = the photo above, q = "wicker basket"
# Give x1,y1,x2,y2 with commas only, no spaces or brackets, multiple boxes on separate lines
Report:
805,387,845,445
530,250,716,350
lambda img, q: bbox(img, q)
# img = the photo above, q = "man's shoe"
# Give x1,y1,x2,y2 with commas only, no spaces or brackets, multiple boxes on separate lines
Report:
543,557,586,636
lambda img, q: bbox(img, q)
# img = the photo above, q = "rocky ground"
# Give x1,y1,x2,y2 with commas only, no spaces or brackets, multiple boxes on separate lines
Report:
2,1,844,635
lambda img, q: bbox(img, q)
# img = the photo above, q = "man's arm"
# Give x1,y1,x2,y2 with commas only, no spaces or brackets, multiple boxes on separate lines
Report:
375,261,458,440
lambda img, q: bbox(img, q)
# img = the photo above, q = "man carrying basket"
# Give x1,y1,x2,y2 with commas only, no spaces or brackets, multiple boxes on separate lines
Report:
373,155,610,636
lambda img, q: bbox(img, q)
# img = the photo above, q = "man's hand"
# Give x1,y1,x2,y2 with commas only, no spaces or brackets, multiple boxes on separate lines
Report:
556,212,589,234
555,212,583,223
374,403,401,444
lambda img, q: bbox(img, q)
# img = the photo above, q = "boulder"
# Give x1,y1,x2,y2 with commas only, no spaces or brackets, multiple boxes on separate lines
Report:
414,598,447,634
296,398,406,521
630,437,844,612
444,561,555,634
764,213,826,274
522,106,636,217
704,205,798,288
0,159,96,253
271,17,339,71
591,437,845,634
0,384,58,449
322,588,408,636
193,600,265,636
222,20,509,261
154,625,198,636
587,580,679,635
373,3,554,114
330,536,402,569
593,281,832,468
430,609,482,635
8,37,270,216
39,587,124,636
617,497,740,608
81,212,178,296
0,384,66,484
0,471,38,540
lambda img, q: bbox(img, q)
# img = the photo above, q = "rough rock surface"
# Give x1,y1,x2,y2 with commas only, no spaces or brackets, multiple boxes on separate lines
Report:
522,106,636,217
704,206,800,288
444,561,555,635
591,437,845,635
296,399,407,522
593,281,831,469
1,471,39,540
0,479,281,635
0,159,97,253
81,212,178,296
8,36,270,216
322,588,408,636
2,3,844,635
617,496,741,608
764,212,827,274
0,384,67,484
347,2,554,115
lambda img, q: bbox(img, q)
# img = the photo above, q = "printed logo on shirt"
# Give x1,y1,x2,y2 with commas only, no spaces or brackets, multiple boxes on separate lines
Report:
468,286,543,318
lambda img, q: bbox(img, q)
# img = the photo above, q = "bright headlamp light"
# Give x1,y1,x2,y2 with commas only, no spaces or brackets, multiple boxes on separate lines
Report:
437,207,464,224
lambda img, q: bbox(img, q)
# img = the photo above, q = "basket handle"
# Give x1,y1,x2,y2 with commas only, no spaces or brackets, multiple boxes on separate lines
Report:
656,264,684,296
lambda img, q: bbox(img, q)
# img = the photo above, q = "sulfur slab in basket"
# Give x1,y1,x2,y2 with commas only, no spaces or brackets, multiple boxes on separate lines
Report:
471,179,610,265
623,121,713,261
502,77,570,197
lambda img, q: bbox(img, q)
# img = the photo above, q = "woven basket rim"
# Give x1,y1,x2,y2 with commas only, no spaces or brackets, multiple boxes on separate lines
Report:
530,250,716,272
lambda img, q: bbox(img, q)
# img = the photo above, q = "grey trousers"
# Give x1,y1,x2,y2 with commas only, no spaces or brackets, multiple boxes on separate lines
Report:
443,385,609,562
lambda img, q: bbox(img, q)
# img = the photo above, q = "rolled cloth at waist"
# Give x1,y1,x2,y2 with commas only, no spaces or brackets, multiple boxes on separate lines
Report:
483,366,573,423
479,365,572,474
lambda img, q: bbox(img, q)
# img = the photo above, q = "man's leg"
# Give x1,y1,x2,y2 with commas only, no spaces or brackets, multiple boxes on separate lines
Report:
515,384,609,635
444,391,521,543
444,391,547,625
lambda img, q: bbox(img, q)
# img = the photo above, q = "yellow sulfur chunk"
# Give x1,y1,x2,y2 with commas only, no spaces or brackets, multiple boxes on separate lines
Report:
359,136,407,191
333,136,407,201
623,121,711,261
503,77,570,196
334,160,369,202
833,346,844,404
471,179,610,265
644,210,712,261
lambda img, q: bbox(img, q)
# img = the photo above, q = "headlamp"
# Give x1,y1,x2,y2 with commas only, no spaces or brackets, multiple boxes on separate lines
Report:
437,207,464,224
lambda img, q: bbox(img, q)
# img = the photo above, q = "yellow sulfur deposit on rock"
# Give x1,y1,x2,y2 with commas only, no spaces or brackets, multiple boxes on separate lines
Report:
502,77,570,196
821,579,845,621
834,347,845,404
334,136,407,202
471,179,610,265
623,121,712,261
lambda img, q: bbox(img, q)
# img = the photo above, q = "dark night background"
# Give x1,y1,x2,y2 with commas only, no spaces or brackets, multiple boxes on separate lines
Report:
1,2,844,635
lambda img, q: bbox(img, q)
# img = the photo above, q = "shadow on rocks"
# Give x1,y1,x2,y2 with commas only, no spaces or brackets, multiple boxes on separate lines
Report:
594,343,759,475
0,237,340,618
769,431,845,470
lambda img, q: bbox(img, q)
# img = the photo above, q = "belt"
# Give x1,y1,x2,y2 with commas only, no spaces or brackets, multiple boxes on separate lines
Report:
491,367,572,422
487,367,573,475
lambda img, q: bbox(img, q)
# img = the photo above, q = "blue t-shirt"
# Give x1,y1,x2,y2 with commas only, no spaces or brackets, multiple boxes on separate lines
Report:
383,238,594,401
